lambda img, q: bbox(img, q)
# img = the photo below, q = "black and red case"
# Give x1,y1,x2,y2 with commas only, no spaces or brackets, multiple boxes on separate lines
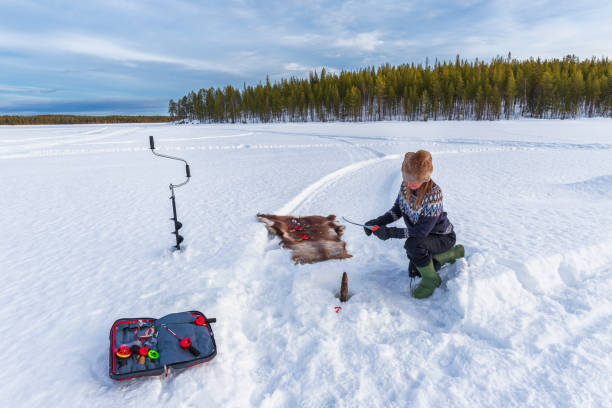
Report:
109,310,216,381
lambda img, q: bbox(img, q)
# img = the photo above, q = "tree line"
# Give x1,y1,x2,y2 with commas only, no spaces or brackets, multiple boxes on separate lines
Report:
169,55,612,123
0,115,172,126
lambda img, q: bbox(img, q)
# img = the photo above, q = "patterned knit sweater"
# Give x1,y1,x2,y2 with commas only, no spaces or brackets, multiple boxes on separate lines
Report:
380,181,453,239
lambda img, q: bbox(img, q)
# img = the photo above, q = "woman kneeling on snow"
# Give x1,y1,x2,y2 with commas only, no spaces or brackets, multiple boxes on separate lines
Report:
364,150,464,299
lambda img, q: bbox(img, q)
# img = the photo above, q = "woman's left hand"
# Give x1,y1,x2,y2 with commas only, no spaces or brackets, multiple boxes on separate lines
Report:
373,226,394,240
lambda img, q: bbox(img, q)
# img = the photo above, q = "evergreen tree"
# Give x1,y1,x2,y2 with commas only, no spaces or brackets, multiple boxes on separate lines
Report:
168,56,612,123
168,99,178,118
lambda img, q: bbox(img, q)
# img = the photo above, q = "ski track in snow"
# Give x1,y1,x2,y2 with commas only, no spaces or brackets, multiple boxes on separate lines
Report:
2,123,611,161
215,134,395,406
1,120,611,407
158,131,254,141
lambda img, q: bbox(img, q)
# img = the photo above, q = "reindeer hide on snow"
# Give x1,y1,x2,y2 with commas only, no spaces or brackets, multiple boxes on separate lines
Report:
257,214,352,264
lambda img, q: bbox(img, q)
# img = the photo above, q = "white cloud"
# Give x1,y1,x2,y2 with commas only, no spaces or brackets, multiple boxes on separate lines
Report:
334,32,384,51
0,29,245,75
279,34,323,46
0,94,55,107
451,6,612,60
284,62,311,71
0,84,57,94
278,63,340,79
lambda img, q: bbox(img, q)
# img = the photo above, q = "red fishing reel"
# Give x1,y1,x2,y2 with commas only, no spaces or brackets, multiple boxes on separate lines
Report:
162,324,201,357
116,346,132,359
116,345,132,367
137,346,150,364
180,337,200,356
194,315,217,326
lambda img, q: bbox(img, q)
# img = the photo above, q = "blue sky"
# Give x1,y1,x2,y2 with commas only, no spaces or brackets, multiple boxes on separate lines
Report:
1,0,611,115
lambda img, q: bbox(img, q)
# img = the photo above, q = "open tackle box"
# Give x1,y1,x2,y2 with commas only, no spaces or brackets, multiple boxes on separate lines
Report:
109,311,217,380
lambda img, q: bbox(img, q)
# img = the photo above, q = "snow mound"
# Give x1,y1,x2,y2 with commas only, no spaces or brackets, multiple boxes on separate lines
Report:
560,174,612,198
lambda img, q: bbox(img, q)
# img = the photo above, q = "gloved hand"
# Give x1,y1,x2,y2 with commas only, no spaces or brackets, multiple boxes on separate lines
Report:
373,226,401,241
364,219,379,236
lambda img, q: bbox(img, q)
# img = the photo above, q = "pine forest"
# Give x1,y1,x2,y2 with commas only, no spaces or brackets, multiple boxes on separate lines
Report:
169,55,612,123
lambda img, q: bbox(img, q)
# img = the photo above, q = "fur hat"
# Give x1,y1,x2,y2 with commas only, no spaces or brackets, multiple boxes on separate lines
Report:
402,150,433,183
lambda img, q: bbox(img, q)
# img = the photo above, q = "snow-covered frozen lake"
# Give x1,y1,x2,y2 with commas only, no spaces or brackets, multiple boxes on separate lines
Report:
1,120,611,407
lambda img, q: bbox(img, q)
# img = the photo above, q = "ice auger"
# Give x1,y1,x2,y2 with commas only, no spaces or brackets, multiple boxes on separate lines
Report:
149,136,191,250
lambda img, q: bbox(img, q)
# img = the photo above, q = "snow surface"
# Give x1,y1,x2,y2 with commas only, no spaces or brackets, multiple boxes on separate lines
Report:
1,120,611,407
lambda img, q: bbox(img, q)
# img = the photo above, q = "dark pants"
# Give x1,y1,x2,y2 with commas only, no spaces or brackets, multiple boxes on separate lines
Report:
405,231,456,277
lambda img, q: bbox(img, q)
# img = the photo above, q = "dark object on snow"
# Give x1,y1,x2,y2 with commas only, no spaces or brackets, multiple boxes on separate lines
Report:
257,214,352,264
149,136,191,251
340,272,349,302
108,311,216,381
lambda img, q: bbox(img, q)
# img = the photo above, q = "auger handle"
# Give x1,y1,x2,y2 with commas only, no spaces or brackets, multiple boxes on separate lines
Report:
148,136,191,188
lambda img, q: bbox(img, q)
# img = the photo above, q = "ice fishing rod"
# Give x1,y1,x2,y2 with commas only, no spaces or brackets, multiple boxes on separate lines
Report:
149,136,191,251
161,324,200,357
341,216,380,231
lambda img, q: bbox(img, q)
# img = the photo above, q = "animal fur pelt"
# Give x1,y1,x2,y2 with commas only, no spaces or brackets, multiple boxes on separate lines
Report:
257,214,352,264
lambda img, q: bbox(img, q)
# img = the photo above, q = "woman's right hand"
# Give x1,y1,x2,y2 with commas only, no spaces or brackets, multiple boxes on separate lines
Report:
364,219,379,236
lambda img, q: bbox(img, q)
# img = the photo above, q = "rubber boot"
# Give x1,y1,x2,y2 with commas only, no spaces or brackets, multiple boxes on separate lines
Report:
408,259,440,278
433,245,465,267
412,261,442,299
